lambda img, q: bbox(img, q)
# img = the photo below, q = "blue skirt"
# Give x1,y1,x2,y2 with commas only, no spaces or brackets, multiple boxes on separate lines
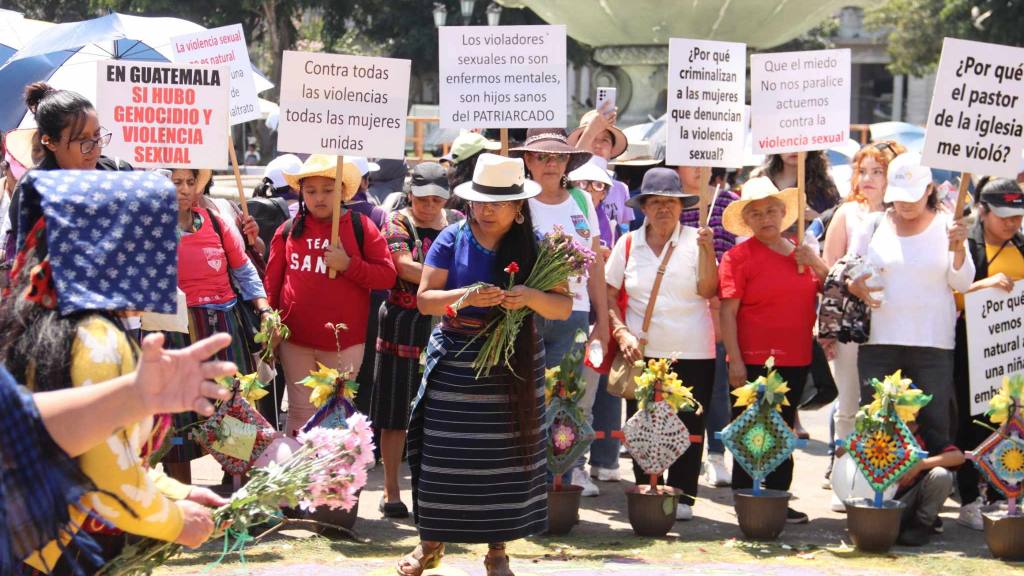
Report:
407,322,548,543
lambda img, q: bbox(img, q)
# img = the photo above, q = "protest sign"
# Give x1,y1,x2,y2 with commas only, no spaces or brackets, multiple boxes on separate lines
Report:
965,284,1024,416
171,23,261,126
277,51,410,158
922,38,1024,179
750,49,851,154
438,25,566,129
95,60,228,169
666,38,746,168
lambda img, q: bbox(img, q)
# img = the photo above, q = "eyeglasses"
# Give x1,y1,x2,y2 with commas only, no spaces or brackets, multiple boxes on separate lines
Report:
575,180,608,193
528,152,569,164
73,130,112,154
872,141,897,160
470,200,514,211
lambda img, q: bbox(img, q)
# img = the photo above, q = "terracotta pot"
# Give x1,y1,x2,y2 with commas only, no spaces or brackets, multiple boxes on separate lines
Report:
983,512,1024,560
547,484,583,535
308,491,361,533
625,485,680,537
845,498,904,553
733,489,789,541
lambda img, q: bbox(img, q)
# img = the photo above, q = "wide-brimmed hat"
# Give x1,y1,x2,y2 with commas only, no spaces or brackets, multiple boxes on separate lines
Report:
454,153,541,203
568,156,613,187
567,110,628,159
4,129,37,178
441,131,501,164
283,154,363,201
509,128,592,173
884,152,932,204
721,176,799,237
410,162,450,198
626,167,700,209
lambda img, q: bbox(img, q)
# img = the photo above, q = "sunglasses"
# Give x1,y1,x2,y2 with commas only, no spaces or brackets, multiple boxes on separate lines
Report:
528,152,570,164
575,180,608,192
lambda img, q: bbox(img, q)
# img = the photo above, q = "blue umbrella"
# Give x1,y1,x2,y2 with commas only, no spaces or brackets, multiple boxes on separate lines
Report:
0,12,272,131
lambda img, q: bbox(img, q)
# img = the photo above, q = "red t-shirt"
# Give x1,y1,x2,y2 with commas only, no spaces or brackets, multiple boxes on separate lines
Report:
178,207,249,307
264,211,396,351
718,238,820,367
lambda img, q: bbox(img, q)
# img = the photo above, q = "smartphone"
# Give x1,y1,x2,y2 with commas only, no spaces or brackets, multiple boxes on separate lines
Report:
595,86,616,117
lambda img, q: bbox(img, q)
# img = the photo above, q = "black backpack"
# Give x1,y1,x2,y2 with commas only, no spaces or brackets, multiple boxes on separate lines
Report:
247,196,290,259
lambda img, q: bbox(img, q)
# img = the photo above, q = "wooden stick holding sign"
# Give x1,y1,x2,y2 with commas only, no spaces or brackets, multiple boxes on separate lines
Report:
950,173,971,251
226,133,251,220
500,128,509,157
796,151,807,273
329,155,345,280
697,166,713,284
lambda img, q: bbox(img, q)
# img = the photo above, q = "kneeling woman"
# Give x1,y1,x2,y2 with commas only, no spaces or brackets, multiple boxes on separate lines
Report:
401,154,573,576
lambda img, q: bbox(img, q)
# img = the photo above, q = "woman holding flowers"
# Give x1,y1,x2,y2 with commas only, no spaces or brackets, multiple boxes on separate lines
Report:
264,154,396,436
718,176,830,524
402,154,573,576
606,168,718,521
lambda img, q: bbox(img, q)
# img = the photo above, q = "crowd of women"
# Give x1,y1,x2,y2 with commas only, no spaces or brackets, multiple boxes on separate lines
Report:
0,77,1022,576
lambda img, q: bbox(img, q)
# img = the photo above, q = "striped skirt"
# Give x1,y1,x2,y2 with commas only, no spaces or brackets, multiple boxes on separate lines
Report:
153,304,257,463
407,322,548,543
370,301,435,430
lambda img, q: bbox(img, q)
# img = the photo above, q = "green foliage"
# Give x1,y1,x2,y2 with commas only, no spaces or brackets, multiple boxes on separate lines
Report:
867,0,1024,76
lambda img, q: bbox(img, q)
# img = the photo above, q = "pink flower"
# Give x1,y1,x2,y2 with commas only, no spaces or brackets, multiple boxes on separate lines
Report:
552,423,576,452
504,261,520,274
445,304,457,318
298,498,315,512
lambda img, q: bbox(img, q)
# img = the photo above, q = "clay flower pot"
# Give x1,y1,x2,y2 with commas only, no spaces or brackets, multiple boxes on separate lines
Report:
844,498,904,553
733,489,789,540
547,484,583,535
983,511,1024,560
625,485,680,537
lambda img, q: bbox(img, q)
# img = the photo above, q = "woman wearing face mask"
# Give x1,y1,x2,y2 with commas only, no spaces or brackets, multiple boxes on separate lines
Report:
846,154,974,517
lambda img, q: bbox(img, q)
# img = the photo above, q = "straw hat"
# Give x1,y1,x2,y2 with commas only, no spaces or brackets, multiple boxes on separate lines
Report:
454,153,541,203
567,110,628,159
283,154,363,201
509,128,592,173
721,176,800,237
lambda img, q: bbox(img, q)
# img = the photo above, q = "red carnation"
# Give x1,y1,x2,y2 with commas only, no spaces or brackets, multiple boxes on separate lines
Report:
444,305,457,318
504,261,520,274
324,322,335,330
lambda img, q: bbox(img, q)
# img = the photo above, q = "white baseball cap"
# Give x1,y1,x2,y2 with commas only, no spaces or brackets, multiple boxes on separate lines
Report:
349,156,381,177
264,154,302,189
884,152,933,203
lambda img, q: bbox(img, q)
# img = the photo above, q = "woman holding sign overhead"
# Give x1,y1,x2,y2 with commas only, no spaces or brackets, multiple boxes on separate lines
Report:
846,153,973,457
263,155,396,436
718,177,829,524
952,177,1024,530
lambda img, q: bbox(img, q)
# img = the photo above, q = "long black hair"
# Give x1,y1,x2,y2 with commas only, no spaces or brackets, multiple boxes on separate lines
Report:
763,151,840,211
24,82,95,170
0,224,128,393
486,200,541,462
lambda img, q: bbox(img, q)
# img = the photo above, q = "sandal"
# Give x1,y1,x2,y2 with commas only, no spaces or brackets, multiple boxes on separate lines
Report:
396,542,444,576
484,544,514,576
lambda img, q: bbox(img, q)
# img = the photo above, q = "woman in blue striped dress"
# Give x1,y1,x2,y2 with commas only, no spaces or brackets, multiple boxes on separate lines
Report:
399,154,573,576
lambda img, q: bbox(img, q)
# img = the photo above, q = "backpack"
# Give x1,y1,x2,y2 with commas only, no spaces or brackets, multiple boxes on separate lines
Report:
281,210,365,258
247,196,290,259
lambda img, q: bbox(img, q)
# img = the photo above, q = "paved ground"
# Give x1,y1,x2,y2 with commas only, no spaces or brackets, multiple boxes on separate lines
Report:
173,402,1001,575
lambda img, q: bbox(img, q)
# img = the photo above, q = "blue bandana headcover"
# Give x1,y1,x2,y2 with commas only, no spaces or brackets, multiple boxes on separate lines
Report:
17,170,179,316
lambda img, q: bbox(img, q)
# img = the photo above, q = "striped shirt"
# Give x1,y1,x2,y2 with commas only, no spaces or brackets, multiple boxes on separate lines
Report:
680,188,740,262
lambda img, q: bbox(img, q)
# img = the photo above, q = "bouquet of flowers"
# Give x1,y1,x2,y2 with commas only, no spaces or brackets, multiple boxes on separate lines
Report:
855,370,931,433
216,372,269,407
299,323,360,432
634,358,700,414
100,414,375,576
450,226,594,377
731,357,792,412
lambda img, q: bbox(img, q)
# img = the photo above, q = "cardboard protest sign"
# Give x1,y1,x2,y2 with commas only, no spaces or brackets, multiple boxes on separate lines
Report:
171,23,261,125
439,25,566,129
965,284,1024,416
96,60,228,168
666,38,746,167
750,49,851,154
277,51,410,158
922,38,1024,179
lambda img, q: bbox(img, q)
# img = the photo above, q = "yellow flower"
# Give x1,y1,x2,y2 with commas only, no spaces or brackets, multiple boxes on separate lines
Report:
987,375,1024,425
306,382,335,409
237,372,268,405
310,361,339,382
732,385,757,408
